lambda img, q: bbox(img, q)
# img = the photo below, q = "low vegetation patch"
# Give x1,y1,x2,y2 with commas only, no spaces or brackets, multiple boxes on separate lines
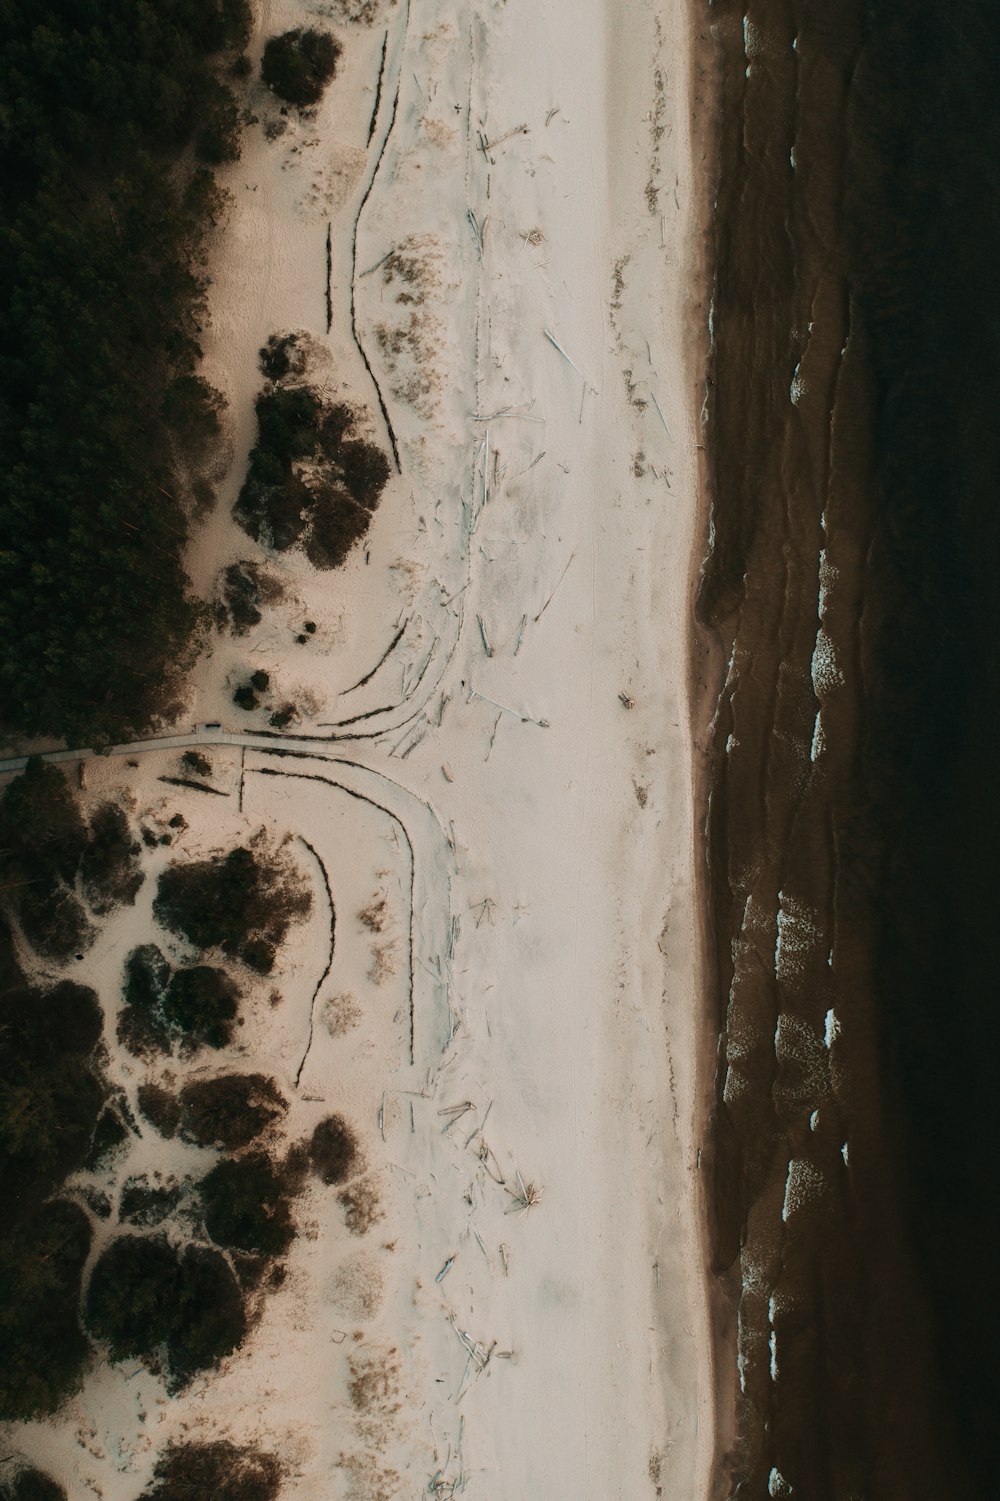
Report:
119,1177,183,1228
338,1176,383,1236
181,749,213,777
219,561,284,635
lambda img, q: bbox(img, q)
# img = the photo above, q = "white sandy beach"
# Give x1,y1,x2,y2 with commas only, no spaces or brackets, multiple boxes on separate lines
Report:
5,0,714,1496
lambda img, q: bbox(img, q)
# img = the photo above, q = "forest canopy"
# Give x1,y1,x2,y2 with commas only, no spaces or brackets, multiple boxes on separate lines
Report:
0,1,251,744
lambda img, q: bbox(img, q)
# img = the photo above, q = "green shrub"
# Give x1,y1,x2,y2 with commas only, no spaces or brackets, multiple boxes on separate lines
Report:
198,1153,294,1256
0,1201,92,1419
17,882,94,963
0,759,87,880
1,766,142,954
261,29,341,107
162,373,228,445
233,684,259,711
179,1074,286,1150
234,474,310,552
139,1442,280,1501
85,1105,130,1168
124,945,172,1011
195,77,243,164
254,386,323,461
0,759,94,960
85,1234,246,1382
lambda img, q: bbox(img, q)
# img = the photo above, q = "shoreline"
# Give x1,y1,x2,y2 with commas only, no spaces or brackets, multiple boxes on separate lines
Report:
683,8,741,1498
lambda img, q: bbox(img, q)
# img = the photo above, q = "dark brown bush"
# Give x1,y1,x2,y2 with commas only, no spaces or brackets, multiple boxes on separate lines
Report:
221,562,284,634
179,1073,286,1150
198,1152,294,1256
137,1083,181,1138
0,1466,68,1501
259,333,306,383
154,841,311,965
233,472,311,552
303,484,371,571
162,966,240,1049
233,366,389,569
85,1235,246,1382
139,1442,280,1501
80,802,144,914
308,1113,359,1185
261,28,340,107
336,437,391,507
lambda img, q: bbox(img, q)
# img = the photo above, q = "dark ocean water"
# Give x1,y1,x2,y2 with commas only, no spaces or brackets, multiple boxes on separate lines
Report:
698,1,998,1496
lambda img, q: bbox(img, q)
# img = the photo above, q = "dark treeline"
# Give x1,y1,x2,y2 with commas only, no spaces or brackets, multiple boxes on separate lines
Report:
0,0,252,745
0,756,339,1432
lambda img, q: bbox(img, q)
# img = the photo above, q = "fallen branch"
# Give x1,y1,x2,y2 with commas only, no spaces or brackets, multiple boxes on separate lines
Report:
650,390,673,441
157,775,226,796
480,121,529,155
543,326,585,379
533,549,577,623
